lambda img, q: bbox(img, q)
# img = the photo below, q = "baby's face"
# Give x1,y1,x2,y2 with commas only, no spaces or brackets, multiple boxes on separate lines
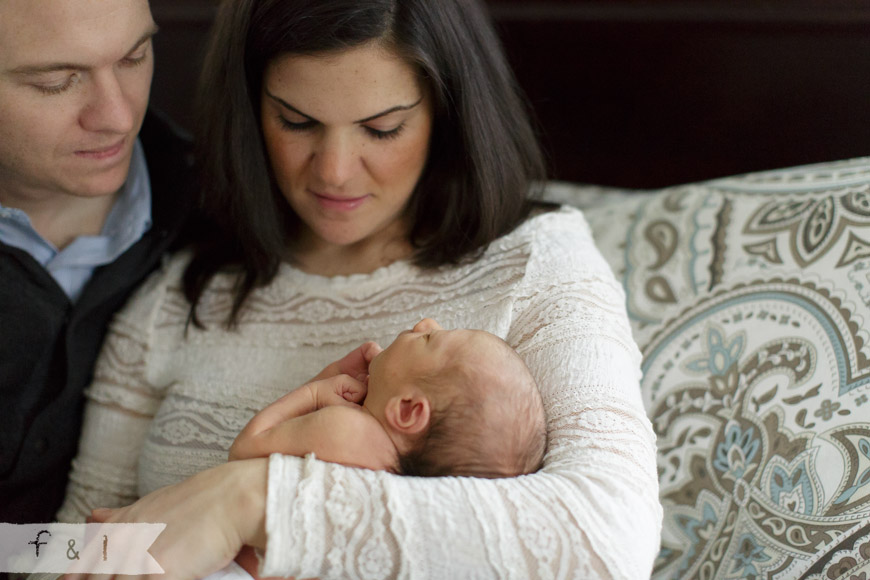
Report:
364,319,499,413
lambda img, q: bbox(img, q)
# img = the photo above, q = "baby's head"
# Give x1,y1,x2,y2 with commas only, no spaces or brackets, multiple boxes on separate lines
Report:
365,319,546,478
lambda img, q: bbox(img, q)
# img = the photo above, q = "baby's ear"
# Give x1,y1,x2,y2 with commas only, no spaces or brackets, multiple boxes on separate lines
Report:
385,392,430,436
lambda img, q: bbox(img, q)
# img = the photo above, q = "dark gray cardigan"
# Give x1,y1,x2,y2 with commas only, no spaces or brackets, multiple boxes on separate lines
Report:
0,110,197,524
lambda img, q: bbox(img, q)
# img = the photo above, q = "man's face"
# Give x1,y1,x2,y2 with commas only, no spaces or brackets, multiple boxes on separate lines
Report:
0,0,155,206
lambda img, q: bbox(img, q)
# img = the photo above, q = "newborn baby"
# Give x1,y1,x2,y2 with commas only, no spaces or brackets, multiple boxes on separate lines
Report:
221,318,547,579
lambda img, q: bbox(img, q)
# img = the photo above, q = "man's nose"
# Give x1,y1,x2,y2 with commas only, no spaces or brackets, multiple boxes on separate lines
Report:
79,71,136,134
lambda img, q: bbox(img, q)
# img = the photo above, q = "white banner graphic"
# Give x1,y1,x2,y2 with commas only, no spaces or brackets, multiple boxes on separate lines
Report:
0,523,165,574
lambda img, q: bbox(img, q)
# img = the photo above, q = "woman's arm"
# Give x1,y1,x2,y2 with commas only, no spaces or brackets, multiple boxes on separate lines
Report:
86,458,269,580
259,210,662,579
88,209,661,579
57,273,171,523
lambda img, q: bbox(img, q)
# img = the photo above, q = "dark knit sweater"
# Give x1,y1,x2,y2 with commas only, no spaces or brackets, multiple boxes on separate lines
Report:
0,110,197,523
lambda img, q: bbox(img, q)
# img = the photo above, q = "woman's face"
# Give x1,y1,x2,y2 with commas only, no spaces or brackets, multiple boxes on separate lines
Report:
260,42,433,260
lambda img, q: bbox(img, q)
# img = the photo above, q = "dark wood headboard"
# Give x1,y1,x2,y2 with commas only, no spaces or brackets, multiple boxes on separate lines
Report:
149,0,870,188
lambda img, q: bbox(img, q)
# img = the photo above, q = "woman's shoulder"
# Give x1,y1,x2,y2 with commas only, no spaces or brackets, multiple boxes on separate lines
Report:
111,249,194,327
499,204,590,243
493,205,595,260
485,203,622,287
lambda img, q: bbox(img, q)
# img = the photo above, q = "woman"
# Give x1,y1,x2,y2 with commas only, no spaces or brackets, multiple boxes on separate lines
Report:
61,0,662,577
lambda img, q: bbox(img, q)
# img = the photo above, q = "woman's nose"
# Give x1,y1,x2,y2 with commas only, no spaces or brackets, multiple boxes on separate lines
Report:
313,131,358,187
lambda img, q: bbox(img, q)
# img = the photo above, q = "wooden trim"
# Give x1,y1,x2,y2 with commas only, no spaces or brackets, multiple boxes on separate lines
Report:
149,1,870,27
488,2,870,26
151,2,217,24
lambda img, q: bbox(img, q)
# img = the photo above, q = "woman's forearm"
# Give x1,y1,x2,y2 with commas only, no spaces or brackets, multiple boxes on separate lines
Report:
86,458,270,579
233,458,270,550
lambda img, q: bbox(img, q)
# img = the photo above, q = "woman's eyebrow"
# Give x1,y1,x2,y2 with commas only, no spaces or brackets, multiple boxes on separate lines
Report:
264,89,422,124
265,90,316,121
355,97,423,123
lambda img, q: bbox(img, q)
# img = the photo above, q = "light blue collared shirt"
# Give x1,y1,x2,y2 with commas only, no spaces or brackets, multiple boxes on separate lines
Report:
0,139,152,303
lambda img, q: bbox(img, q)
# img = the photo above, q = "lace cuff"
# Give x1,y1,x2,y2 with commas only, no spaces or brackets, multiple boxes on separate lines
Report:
261,453,305,576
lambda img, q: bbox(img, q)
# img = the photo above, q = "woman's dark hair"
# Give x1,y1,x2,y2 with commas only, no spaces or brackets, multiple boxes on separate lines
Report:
184,0,547,326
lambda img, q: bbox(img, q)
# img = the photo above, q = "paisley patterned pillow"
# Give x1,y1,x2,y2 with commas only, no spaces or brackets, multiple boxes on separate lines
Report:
547,157,870,580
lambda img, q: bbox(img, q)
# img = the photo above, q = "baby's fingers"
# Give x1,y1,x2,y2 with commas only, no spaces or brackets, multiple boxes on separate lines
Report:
313,375,366,409
342,378,367,403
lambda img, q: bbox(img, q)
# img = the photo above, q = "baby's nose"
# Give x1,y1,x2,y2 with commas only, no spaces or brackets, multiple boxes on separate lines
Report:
413,318,442,333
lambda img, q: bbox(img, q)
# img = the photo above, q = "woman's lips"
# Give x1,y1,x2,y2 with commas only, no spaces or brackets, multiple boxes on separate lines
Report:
75,140,125,161
313,191,370,211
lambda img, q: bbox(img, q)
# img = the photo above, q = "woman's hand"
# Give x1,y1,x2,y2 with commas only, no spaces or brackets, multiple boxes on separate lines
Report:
78,458,269,580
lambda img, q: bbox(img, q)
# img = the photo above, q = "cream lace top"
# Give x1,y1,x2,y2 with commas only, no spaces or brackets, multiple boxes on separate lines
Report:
59,206,662,579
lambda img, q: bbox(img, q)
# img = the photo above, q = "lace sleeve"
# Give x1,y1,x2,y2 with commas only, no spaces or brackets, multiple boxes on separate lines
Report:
261,210,663,579
56,273,169,523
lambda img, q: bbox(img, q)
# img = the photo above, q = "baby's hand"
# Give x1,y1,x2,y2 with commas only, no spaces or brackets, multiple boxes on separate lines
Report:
308,374,368,409
229,375,368,461
312,341,383,383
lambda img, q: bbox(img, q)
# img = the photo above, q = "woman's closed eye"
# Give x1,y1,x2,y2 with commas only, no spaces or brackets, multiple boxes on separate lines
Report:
276,115,405,141
364,123,405,141
277,116,317,132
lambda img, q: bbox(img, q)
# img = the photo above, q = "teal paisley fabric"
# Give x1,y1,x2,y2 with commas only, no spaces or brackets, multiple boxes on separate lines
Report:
547,157,870,580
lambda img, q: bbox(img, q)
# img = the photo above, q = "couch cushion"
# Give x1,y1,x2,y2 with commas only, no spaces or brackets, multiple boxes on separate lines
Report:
547,157,870,580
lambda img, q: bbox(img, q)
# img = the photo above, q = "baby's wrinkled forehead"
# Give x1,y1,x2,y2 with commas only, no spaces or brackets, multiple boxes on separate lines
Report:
462,329,513,359
442,330,515,379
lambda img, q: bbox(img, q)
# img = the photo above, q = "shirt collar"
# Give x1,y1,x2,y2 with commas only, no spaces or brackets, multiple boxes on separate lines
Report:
0,138,153,301
0,138,152,251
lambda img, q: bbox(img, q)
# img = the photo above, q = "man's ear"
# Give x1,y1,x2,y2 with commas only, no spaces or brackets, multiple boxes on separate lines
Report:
384,391,430,436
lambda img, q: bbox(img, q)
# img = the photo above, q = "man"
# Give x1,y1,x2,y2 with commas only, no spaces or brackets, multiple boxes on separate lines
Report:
0,0,196,523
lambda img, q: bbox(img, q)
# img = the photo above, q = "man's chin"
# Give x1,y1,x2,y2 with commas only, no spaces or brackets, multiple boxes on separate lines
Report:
71,163,134,198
